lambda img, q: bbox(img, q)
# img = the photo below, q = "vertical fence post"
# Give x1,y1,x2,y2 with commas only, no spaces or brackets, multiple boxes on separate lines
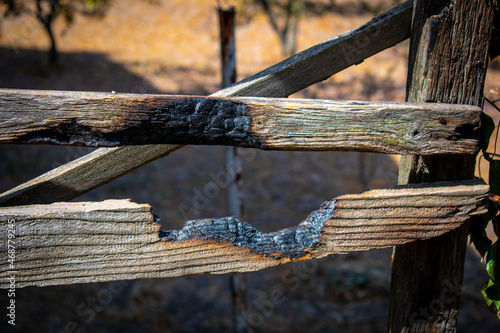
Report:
388,0,494,331
218,6,249,333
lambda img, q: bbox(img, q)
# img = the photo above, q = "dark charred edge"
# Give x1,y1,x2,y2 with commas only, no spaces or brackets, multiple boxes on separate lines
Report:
159,200,337,259
10,96,263,149
393,178,487,190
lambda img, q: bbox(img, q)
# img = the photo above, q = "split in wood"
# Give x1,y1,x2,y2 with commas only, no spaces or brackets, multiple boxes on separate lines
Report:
0,89,481,155
0,179,488,288
0,1,414,207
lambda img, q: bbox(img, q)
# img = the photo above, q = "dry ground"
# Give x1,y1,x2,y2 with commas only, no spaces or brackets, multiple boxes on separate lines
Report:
0,0,499,332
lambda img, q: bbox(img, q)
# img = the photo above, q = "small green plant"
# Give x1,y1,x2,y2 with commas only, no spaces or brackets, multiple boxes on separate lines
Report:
474,97,500,319
470,1,500,319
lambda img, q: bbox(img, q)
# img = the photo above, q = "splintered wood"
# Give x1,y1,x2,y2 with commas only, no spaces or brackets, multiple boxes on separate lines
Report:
0,1,413,207
0,180,488,288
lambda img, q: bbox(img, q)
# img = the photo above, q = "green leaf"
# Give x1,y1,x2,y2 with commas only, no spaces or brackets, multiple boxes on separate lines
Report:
486,284,500,300
486,242,498,281
496,241,500,284
480,112,495,159
470,207,494,258
470,222,493,258
471,231,493,258
481,279,500,316
483,281,500,319
487,260,496,282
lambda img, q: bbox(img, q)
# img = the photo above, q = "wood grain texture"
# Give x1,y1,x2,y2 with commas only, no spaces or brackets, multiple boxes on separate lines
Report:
0,180,488,288
389,0,495,332
0,89,481,154
217,0,413,98
0,1,413,206
0,145,181,207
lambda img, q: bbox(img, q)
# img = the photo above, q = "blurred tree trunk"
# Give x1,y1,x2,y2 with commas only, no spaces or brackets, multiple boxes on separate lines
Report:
45,20,58,63
36,0,60,63
258,0,304,57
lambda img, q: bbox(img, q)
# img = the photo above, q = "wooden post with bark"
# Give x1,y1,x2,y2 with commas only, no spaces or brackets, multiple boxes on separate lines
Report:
218,6,249,333
388,0,494,331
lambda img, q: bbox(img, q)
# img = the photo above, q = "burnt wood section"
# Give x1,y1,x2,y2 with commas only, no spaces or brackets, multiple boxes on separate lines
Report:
160,201,335,259
0,89,481,154
0,1,413,207
0,180,488,288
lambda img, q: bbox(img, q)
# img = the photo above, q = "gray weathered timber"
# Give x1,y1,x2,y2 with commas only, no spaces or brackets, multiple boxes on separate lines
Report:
0,90,256,147
0,145,181,206
0,89,481,154
389,0,495,332
0,1,413,206
0,180,488,288
217,1,412,98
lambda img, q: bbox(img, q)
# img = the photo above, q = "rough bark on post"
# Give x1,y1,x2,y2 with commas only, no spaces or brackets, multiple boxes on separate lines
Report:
388,0,494,332
218,7,249,333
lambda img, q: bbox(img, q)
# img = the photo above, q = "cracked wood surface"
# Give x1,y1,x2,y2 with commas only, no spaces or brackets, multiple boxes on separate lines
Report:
389,0,495,331
0,180,488,288
0,1,413,207
0,89,481,153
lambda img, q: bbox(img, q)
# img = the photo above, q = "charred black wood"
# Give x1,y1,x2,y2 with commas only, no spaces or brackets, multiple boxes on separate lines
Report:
8,96,261,148
160,201,336,259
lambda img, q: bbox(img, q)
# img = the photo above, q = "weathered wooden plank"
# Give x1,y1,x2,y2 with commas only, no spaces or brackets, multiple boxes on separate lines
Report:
0,145,181,206
0,1,413,207
0,180,488,288
0,89,481,154
389,0,494,331
218,0,413,98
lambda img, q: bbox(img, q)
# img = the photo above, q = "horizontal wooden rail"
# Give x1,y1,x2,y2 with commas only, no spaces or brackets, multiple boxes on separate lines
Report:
219,1,413,98
0,1,413,207
0,89,480,154
0,180,488,288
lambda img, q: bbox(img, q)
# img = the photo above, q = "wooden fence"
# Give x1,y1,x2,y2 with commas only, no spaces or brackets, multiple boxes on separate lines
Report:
0,0,495,331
